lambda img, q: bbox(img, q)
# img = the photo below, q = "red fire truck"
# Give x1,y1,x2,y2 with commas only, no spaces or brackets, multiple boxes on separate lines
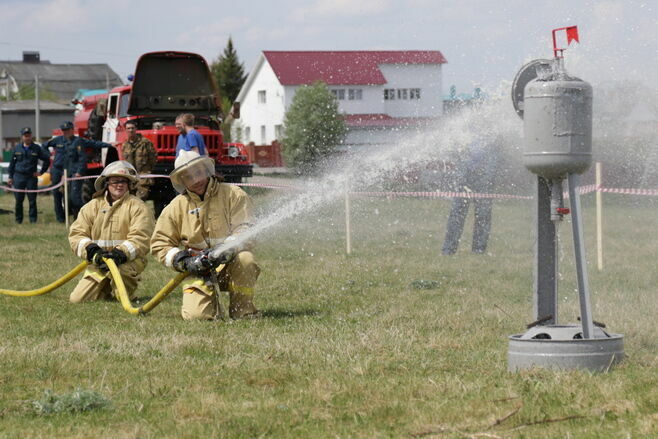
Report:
71,51,252,214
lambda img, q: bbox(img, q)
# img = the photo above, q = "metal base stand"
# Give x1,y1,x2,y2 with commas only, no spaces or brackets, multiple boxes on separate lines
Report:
508,175,624,372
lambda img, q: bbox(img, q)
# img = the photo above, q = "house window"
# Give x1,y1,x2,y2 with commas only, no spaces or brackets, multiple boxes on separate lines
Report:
275,124,283,140
397,89,408,100
348,89,362,100
235,127,243,142
245,127,251,143
410,88,421,99
257,90,266,104
331,89,345,100
384,89,395,100
261,125,266,144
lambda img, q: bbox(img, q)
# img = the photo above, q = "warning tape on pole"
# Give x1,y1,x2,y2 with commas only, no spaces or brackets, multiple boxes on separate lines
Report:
0,180,64,193
2,173,656,198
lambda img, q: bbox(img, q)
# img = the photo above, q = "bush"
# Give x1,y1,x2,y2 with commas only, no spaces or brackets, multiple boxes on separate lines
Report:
282,81,346,174
31,388,112,415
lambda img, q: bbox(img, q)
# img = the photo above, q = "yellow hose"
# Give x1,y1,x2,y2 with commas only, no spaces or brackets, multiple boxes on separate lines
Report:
106,258,189,315
0,261,88,297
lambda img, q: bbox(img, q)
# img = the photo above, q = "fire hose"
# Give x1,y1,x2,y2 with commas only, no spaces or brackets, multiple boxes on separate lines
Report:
0,259,188,316
0,261,88,297
105,258,189,315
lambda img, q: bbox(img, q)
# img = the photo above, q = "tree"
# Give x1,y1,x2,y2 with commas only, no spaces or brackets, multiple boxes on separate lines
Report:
210,37,247,104
210,37,247,142
282,81,346,174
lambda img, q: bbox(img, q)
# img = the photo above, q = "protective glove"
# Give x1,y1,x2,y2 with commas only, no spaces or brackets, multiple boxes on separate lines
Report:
103,248,128,266
85,243,103,263
184,254,214,276
172,250,213,276
85,243,108,271
172,250,193,273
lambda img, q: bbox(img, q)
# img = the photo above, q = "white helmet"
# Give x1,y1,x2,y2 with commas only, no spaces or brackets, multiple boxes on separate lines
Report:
170,150,215,193
94,160,139,191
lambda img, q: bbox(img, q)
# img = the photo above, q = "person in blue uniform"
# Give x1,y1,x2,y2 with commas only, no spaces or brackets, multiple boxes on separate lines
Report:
7,127,51,224
41,121,113,222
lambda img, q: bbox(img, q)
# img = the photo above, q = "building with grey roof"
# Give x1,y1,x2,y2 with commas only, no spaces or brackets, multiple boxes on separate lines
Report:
0,51,122,103
0,100,73,157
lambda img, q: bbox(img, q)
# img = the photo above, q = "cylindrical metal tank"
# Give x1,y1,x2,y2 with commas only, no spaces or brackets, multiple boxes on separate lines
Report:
523,75,592,179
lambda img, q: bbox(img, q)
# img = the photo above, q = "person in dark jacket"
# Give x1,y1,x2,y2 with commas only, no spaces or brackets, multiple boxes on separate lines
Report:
41,121,112,222
7,127,51,224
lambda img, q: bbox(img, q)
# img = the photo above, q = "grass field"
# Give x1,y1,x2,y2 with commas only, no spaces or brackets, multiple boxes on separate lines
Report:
0,190,656,438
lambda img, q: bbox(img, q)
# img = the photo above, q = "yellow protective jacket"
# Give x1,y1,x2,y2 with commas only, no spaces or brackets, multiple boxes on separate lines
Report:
69,191,155,263
151,177,253,269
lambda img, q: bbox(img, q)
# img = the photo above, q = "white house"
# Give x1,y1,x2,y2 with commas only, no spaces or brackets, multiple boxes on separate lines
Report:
234,50,447,147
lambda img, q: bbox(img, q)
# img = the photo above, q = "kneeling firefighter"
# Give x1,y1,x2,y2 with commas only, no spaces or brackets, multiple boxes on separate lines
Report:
150,151,260,320
68,161,155,303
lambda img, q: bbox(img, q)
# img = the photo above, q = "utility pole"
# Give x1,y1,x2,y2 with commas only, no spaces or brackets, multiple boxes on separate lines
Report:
35,74,40,142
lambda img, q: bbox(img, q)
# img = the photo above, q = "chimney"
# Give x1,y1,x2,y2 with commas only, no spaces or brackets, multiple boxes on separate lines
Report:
22,51,40,63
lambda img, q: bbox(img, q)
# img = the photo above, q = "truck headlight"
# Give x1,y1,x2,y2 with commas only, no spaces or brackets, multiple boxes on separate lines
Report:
228,146,240,158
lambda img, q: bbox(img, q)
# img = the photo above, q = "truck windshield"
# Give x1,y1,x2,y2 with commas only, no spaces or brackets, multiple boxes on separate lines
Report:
119,93,131,118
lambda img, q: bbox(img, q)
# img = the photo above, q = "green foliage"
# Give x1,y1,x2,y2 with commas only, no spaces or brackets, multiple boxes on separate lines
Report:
282,81,346,174
10,83,58,101
210,37,247,104
210,37,246,143
31,388,111,415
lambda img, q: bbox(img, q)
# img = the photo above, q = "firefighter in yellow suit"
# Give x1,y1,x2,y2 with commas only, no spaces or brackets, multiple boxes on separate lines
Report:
68,161,154,303
150,151,260,320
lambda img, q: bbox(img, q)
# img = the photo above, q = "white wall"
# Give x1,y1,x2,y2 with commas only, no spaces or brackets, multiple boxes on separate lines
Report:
238,60,285,145
380,64,443,118
238,57,443,146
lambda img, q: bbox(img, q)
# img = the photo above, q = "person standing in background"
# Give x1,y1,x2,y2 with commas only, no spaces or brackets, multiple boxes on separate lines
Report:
7,127,51,223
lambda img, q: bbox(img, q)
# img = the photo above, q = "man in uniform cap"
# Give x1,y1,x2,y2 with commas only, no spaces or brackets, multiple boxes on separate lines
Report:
41,121,113,222
68,161,154,303
151,150,260,320
7,127,51,223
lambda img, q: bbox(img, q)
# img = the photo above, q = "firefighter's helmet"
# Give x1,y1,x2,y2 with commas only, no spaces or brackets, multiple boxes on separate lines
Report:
94,160,139,191
170,150,215,193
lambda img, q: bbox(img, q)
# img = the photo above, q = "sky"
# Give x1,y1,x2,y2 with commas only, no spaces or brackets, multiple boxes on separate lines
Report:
0,0,656,95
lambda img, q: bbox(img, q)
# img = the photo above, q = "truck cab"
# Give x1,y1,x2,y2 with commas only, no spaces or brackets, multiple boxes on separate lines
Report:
75,51,252,214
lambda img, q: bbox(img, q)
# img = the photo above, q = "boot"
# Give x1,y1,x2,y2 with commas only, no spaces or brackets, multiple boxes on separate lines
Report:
228,290,260,319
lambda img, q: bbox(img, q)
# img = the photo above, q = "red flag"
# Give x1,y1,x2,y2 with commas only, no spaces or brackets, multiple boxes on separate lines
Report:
566,26,579,44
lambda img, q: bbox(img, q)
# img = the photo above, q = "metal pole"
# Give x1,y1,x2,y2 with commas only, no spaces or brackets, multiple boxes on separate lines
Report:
0,109,4,152
64,169,69,229
534,176,558,323
595,162,603,271
35,75,40,142
567,173,595,339
345,191,352,255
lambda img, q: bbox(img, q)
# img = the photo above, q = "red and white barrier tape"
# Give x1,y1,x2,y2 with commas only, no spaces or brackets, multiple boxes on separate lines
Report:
2,173,656,198
0,181,64,193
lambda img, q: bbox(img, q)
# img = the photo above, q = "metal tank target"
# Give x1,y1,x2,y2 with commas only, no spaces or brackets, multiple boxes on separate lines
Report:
508,27,624,372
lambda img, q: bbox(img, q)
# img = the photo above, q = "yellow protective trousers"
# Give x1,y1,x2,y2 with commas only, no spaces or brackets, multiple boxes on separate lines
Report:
69,259,146,303
181,251,260,320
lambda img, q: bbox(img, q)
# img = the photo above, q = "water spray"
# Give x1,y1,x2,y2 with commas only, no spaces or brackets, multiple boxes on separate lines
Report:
508,26,624,371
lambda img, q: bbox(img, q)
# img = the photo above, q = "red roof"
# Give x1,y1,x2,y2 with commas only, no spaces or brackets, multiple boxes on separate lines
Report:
263,51,447,86
343,114,435,128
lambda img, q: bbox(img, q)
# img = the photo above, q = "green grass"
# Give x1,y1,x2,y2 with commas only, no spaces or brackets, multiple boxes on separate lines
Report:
0,191,656,438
